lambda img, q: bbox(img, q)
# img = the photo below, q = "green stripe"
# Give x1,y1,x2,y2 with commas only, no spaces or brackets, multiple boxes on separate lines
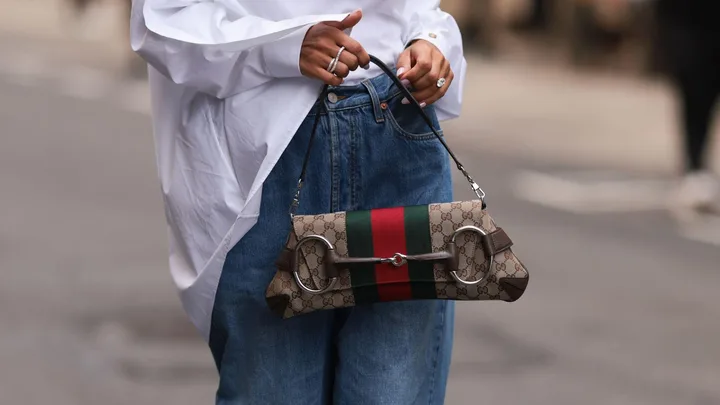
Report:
346,210,380,304
404,205,437,299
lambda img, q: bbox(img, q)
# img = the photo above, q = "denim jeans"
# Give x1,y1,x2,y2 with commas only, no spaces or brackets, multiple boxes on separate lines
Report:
209,72,455,405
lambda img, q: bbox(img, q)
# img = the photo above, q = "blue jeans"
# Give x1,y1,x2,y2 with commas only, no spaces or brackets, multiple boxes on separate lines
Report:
209,72,455,405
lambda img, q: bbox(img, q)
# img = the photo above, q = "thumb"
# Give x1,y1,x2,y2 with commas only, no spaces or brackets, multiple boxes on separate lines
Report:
338,9,363,29
396,49,412,80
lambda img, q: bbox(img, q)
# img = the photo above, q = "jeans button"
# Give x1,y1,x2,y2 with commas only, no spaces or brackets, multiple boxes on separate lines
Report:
327,93,338,103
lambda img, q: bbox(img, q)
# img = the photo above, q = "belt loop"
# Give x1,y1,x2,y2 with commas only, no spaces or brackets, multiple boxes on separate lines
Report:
361,79,384,123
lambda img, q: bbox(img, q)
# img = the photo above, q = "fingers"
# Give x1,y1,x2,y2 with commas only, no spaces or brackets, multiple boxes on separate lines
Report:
412,56,444,92
314,36,366,81
396,41,454,107
313,66,344,86
398,53,432,85
322,10,368,66
309,43,359,85
339,9,363,29
420,69,453,107
333,62,351,79
340,9,363,30
312,52,352,85
338,36,370,69
319,48,354,78
301,50,344,85
325,9,363,30
300,17,369,85
322,9,369,67
338,49,360,72
395,49,412,86
408,58,451,106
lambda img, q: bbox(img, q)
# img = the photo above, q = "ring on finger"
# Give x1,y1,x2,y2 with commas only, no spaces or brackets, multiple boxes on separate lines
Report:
329,46,346,74
436,77,447,88
327,46,346,74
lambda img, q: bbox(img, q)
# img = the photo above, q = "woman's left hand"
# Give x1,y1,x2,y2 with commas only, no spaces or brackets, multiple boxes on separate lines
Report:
396,39,453,107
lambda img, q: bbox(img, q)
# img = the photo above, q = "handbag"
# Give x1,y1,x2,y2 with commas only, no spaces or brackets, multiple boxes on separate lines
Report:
266,55,529,318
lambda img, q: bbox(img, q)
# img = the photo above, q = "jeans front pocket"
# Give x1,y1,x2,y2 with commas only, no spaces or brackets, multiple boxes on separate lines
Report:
383,93,444,141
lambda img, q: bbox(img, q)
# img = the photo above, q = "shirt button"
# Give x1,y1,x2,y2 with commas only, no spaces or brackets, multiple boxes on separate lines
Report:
428,33,437,39
327,93,338,103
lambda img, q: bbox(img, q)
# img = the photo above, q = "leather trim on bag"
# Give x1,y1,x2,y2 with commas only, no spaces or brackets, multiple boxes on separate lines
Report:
499,277,529,302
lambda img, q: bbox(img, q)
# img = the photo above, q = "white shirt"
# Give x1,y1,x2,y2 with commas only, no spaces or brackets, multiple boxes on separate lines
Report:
130,0,467,340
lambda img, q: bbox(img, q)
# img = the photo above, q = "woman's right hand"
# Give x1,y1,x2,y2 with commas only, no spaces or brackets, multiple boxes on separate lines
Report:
300,10,371,86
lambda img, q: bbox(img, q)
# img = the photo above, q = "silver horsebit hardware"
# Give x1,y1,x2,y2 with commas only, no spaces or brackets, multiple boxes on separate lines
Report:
292,225,494,295
380,253,408,267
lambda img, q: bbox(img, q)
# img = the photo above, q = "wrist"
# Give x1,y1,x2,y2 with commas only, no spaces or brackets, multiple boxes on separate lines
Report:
405,39,419,48
406,39,426,48
405,38,438,51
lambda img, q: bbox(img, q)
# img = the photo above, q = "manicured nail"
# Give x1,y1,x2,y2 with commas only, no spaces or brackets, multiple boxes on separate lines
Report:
397,67,405,76
420,102,427,108
401,79,411,87
401,98,409,105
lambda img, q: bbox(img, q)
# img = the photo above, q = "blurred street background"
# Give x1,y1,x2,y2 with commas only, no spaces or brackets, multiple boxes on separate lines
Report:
1,0,719,404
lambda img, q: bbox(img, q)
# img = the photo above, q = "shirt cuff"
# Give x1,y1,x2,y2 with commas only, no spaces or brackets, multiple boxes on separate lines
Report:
406,31,444,50
260,25,313,78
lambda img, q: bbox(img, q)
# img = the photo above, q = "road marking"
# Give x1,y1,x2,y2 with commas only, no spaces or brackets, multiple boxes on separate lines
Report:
513,170,671,213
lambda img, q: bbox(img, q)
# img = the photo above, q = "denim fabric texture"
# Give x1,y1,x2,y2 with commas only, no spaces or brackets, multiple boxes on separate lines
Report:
209,72,455,405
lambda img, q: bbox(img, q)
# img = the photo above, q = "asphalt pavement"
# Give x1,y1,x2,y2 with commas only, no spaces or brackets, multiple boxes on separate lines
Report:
1,35,720,405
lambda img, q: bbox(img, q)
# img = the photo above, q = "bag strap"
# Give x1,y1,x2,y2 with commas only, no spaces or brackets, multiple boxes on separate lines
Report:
289,55,486,219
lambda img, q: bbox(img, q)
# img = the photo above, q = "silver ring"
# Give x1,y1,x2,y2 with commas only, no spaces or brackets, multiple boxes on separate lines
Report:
436,77,447,88
327,46,346,74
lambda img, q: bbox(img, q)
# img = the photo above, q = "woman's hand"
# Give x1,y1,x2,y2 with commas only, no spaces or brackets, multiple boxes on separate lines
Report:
300,10,371,86
396,40,454,107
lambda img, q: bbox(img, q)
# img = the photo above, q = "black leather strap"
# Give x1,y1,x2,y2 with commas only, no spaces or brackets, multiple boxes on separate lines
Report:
289,55,485,218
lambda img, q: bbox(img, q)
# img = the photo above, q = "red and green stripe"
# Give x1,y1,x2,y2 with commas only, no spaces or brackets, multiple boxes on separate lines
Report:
346,205,437,305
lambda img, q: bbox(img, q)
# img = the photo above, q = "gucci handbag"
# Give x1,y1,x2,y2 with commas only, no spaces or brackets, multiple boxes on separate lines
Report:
266,56,529,318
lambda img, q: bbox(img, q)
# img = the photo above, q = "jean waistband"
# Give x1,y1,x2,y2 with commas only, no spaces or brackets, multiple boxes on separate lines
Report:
309,69,404,117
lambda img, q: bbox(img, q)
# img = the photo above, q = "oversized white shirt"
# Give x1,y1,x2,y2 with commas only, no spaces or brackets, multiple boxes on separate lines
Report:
130,0,467,340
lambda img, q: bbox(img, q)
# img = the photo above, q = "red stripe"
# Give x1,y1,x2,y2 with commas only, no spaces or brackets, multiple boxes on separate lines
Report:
371,207,413,301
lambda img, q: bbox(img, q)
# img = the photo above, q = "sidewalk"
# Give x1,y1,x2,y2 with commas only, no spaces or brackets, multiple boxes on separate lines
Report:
450,59,720,175
2,0,718,175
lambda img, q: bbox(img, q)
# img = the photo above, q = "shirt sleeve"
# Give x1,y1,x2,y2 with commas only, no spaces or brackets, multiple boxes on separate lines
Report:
403,1,467,121
130,0,350,99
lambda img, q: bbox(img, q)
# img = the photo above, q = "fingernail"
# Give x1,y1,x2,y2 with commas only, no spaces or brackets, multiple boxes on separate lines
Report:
401,98,409,105
362,64,370,70
401,79,411,87
420,102,427,108
397,67,405,76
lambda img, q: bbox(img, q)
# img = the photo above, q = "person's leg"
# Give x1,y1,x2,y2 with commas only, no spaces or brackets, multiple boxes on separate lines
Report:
328,76,455,404
660,23,718,174
209,106,338,405
334,301,453,405
677,64,716,174
660,22,720,213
